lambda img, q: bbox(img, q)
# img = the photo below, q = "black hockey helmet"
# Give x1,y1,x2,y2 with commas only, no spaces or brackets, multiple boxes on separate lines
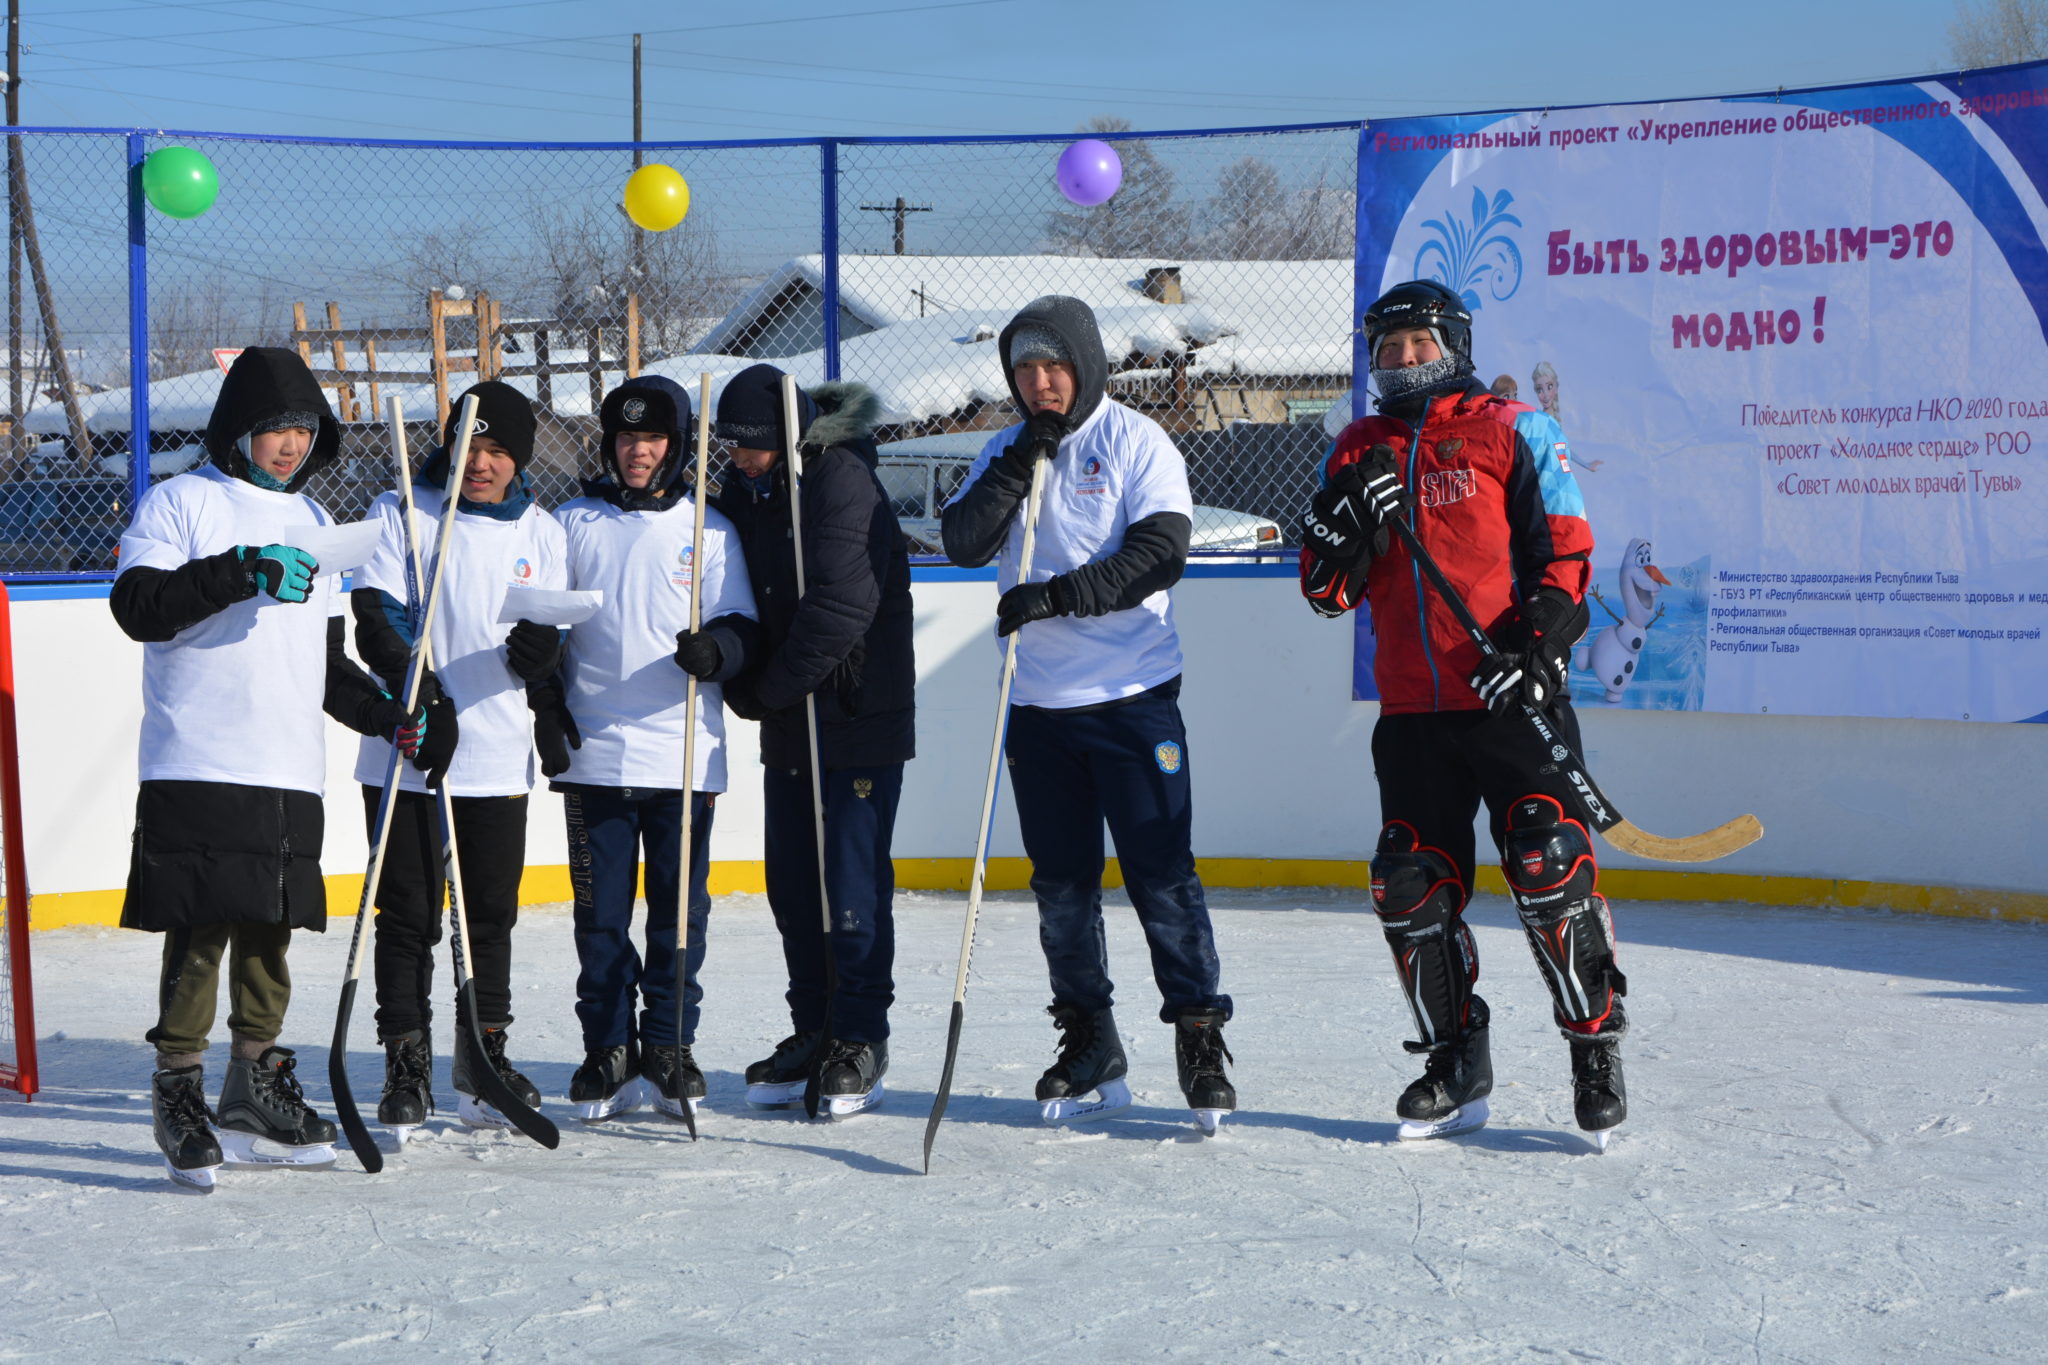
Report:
1363,280,1472,366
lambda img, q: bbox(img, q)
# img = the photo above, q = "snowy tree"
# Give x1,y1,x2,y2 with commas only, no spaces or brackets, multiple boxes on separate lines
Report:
1951,0,2048,65
1204,156,1288,260
1044,116,1189,258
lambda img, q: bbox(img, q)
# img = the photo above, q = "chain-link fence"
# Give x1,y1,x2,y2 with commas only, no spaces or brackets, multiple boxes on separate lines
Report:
0,123,1361,577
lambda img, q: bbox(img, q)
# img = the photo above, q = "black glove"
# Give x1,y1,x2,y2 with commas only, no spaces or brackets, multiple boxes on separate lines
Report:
1304,444,1410,566
673,627,724,680
1470,588,1588,715
504,619,565,683
527,678,582,780
411,684,459,788
365,693,429,758
996,576,1072,637
995,409,1070,479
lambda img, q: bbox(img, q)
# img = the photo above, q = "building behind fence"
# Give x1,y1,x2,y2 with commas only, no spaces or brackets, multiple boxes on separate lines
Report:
0,122,1362,576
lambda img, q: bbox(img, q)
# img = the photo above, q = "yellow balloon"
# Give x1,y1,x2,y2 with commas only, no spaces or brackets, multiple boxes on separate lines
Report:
623,163,691,232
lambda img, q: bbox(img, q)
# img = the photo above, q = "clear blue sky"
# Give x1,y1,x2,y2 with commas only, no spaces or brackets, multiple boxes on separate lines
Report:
20,0,1966,143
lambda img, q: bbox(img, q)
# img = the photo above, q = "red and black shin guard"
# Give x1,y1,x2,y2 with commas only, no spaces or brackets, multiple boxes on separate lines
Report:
1501,794,1627,1037
1370,821,1482,1047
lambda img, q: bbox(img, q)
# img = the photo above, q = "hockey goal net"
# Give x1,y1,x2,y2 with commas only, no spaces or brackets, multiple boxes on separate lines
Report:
0,582,35,1099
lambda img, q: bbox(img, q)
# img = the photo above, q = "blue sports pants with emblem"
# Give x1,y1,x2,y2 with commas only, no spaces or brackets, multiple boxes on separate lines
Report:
557,784,715,1052
1004,677,1231,1024
762,762,902,1043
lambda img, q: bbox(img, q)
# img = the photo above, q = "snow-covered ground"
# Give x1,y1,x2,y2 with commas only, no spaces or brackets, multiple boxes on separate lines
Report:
2,890,2043,1362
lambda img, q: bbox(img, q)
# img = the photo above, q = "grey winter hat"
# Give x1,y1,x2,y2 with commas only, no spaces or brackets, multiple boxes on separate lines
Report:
249,410,322,437
1007,324,1072,368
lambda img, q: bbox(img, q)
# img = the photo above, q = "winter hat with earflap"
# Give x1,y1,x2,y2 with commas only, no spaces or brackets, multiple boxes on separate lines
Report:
587,375,694,509
715,362,818,451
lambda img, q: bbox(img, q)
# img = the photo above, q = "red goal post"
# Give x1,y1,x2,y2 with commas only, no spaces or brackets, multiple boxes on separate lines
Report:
0,581,36,1099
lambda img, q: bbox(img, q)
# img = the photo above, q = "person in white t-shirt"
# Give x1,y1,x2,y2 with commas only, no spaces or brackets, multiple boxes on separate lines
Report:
111,346,426,1184
940,295,1236,1130
548,376,759,1121
347,381,569,1133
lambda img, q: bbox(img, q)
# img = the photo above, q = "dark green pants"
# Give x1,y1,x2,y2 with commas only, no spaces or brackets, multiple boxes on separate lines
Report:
146,921,294,1059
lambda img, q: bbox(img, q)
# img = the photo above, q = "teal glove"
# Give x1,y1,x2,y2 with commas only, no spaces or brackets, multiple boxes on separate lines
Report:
240,544,318,604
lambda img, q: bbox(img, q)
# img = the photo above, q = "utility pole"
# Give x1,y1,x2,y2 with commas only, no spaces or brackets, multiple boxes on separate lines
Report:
629,32,644,292
4,4,85,469
859,197,931,256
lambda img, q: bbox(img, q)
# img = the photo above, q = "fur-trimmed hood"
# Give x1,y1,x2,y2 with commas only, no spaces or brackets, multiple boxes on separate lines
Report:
805,381,883,454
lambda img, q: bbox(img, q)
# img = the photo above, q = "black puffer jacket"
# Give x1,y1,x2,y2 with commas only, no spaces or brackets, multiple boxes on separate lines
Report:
713,382,914,770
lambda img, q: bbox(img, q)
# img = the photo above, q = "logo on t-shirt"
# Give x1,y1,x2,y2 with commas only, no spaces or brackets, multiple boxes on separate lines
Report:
1153,741,1183,775
1075,454,1108,496
672,545,694,588
512,557,534,582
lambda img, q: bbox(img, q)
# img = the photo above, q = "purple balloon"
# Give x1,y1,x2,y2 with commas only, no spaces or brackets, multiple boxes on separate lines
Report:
1057,139,1123,207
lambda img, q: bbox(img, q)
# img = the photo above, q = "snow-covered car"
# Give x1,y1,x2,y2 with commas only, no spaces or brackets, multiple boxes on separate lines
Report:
875,432,1283,556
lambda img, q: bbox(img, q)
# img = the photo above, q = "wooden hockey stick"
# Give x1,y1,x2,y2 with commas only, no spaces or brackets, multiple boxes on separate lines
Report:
923,453,1051,1173
1387,514,1762,863
780,375,843,1121
395,396,559,1149
666,374,714,1141
327,395,471,1171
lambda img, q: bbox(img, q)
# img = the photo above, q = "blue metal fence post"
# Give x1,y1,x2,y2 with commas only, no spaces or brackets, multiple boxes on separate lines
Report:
821,138,840,382
124,133,150,519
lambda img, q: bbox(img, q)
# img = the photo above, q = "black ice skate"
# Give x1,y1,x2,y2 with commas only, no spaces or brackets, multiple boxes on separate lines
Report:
1036,1005,1130,1125
1173,1009,1236,1135
1396,1005,1494,1141
567,1042,644,1122
377,1031,434,1141
215,1048,340,1169
152,1063,222,1191
453,1024,541,1130
1568,1030,1627,1150
817,1039,888,1120
744,1029,822,1110
641,1043,707,1120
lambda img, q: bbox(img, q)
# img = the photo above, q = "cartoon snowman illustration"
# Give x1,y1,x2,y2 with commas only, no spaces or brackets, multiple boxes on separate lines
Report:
1576,537,1670,703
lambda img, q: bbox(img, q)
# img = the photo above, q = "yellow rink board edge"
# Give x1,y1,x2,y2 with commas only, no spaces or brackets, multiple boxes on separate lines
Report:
21,857,2046,930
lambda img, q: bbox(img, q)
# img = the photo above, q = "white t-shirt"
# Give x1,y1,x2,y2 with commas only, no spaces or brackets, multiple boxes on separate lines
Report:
554,492,756,792
953,399,1193,708
350,486,569,798
117,464,339,795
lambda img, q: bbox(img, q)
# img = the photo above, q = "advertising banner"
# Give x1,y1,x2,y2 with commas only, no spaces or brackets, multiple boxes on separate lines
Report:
1354,65,2048,722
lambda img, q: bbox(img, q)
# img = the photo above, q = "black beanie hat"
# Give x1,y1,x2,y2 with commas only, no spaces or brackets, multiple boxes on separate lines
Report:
715,362,817,450
446,380,537,469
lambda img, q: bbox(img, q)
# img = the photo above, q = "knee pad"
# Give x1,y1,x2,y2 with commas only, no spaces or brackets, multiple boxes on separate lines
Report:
1501,795,1626,1033
1371,822,1480,1045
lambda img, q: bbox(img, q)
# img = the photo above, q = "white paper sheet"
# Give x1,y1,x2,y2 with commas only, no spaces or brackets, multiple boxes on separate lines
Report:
496,587,604,627
289,520,383,576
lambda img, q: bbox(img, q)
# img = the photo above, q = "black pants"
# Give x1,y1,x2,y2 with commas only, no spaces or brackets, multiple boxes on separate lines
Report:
1005,679,1230,1025
762,762,902,1042
362,787,528,1038
1370,704,1591,893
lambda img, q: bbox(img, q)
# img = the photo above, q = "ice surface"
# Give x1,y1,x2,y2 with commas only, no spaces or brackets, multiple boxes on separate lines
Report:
1,890,2043,1361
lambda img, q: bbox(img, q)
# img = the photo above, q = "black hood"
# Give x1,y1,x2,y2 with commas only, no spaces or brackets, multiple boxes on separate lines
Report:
998,295,1110,432
203,346,341,492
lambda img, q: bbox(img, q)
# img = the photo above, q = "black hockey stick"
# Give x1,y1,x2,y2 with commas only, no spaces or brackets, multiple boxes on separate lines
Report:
395,399,559,1150
923,454,1050,1173
328,395,470,1172
1386,515,1762,863
782,375,841,1120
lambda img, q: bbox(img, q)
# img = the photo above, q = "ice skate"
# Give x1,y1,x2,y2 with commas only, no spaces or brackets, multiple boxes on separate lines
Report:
642,1043,707,1120
152,1063,222,1191
377,1030,433,1144
1037,1005,1131,1126
215,1048,339,1169
1569,1029,1626,1151
1396,1016,1493,1142
567,1042,644,1121
744,1028,821,1110
817,1039,888,1120
454,1024,542,1130
1174,1009,1236,1135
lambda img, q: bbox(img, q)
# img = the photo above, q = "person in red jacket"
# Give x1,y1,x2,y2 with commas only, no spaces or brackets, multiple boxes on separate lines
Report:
1299,279,1627,1146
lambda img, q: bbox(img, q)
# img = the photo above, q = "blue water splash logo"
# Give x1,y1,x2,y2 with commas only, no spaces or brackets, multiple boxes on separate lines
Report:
1416,187,1523,311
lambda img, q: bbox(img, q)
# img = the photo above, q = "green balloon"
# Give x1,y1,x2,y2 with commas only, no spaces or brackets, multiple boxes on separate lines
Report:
141,146,219,219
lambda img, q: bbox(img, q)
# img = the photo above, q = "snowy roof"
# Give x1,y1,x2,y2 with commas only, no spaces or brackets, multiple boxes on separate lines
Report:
29,254,1353,437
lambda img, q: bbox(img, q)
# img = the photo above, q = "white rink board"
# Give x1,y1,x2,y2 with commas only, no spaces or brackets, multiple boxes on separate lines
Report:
9,569,2047,901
